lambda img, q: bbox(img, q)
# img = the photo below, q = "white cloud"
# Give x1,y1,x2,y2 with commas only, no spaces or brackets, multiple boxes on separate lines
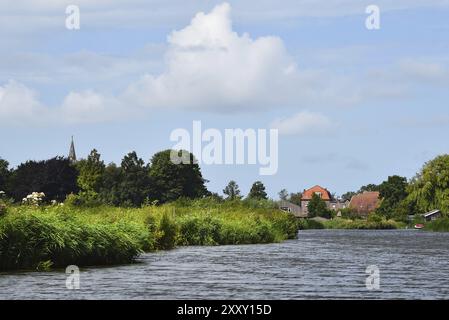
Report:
270,111,335,136
0,80,49,124
124,3,297,111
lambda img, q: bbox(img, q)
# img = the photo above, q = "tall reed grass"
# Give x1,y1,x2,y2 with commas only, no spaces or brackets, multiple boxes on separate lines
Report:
0,200,298,271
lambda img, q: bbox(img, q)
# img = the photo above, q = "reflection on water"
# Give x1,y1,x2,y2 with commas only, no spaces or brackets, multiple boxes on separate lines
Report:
1,230,449,300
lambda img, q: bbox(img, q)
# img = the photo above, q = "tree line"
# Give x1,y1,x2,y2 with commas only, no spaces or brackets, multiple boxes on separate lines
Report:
0,149,269,207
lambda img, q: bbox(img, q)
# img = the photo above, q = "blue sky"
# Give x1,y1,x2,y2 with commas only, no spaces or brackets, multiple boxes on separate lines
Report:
1,0,448,198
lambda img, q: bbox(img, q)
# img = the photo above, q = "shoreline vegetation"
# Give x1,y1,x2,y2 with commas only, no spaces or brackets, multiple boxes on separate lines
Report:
0,199,298,271
1,150,449,271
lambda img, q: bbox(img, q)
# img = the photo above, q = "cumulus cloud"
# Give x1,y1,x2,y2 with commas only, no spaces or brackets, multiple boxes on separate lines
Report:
270,111,335,136
124,2,297,111
0,80,49,124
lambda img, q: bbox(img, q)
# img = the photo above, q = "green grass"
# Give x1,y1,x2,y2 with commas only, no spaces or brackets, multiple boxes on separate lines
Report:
298,217,401,230
424,218,449,232
0,200,298,271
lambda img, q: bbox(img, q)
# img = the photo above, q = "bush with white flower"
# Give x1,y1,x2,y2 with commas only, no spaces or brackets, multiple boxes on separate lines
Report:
22,192,46,206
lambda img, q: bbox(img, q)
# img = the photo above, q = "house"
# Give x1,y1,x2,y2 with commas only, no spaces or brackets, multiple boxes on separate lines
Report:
279,185,347,218
300,185,332,216
279,200,307,218
422,210,441,222
349,191,380,216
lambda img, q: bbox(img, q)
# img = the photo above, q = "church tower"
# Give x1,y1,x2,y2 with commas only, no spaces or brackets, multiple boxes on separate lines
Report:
68,136,77,163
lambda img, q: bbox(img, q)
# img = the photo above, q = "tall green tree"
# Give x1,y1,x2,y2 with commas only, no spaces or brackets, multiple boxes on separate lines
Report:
119,151,152,207
0,158,10,193
9,157,78,202
307,193,331,218
376,175,409,218
149,150,208,203
248,181,268,200
223,180,241,200
76,149,105,200
99,163,123,206
278,189,288,201
288,192,302,205
408,155,449,214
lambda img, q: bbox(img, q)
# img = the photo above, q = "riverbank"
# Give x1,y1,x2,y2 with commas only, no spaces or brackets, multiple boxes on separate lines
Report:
0,200,298,271
298,217,403,230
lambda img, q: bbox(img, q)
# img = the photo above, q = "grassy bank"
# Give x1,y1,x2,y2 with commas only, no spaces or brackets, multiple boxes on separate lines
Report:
0,200,298,271
297,217,402,230
424,218,449,232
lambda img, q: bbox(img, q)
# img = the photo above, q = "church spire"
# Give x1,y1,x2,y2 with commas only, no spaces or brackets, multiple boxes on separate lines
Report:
68,136,77,163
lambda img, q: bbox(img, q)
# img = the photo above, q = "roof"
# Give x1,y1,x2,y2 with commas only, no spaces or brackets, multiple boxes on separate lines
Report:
349,191,380,214
302,185,332,201
423,210,441,218
278,200,307,218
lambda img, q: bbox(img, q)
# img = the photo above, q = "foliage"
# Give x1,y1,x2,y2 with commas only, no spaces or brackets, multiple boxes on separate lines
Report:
407,154,449,215
223,180,242,200
376,175,409,219
0,158,10,193
9,157,78,203
341,191,356,202
247,181,268,200
307,193,332,218
425,218,449,232
76,149,105,202
149,150,208,203
0,200,298,271
288,192,302,206
278,189,288,201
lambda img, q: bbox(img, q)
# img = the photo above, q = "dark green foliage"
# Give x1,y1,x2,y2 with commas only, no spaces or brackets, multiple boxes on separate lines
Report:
278,189,288,200
307,193,331,218
247,181,268,200
341,191,356,202
223,180,241,200
9,157,78,202
376,175,409,219
288,192,302,205
149,150,208,203
76,149,105,202
408,154,449,214
118,152,152,207
359,184,380,193
0,158,10,193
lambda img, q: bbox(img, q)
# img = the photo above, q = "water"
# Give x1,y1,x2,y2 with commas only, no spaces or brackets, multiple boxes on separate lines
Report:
1,229,449,300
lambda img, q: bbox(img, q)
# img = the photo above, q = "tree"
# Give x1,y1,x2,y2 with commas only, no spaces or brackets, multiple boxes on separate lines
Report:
223,180,241,200
359,184,379,193
408,155,449,214
149,150,208,203
248,181,268,200
376,175,409,218
0,158,10,193
99,163,123,206
341,191,356,202
9,157,78,202
289,192,302,205
119,151,152,207
76,149,105,200
278,189,288,201
307,193,331,218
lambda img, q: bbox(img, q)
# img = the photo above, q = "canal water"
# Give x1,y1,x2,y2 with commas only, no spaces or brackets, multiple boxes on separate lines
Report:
1,229,448,299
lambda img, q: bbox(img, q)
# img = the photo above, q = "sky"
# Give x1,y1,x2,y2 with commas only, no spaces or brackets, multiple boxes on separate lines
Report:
1,0,449,198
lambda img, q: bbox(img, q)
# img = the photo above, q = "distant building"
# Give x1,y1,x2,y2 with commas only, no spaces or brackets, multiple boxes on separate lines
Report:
422,210,441,222
349,191,380,216
279,185,347,218
68,136,77,163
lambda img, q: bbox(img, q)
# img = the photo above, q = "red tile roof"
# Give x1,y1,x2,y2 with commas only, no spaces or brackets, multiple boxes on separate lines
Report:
302,185,332,201
349,192,380,215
